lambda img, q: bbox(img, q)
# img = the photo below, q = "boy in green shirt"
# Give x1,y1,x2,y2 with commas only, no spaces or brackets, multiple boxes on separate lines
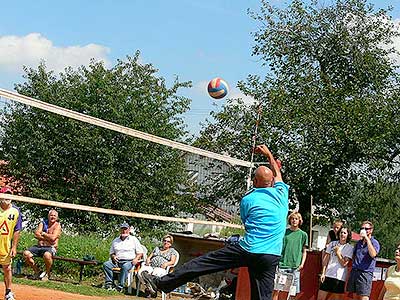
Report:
273,211,308,300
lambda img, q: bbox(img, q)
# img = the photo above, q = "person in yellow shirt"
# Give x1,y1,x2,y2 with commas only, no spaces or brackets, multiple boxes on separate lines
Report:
378,243,400,300
0,187,22,300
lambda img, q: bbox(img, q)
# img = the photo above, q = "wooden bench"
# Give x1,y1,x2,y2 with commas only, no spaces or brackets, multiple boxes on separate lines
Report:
17,251,99,283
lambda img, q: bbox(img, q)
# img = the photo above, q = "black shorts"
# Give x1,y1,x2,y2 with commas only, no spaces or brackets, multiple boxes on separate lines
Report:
27,245,57,257
319,276,345,293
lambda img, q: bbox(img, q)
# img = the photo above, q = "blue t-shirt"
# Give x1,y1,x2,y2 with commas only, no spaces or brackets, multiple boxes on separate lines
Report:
239,181,289,255
352,237,380,272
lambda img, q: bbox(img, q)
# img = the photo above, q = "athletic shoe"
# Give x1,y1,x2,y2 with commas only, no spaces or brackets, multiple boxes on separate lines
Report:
142,272,158,295
5,291,16,300
104,282,114,290
38,271,49,281
41,274,49,281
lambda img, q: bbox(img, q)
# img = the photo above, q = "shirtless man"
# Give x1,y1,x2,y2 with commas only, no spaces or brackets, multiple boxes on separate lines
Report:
23,209,62,281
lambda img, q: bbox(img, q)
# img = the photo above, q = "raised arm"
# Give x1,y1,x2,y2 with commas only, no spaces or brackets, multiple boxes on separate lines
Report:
254,145,282,182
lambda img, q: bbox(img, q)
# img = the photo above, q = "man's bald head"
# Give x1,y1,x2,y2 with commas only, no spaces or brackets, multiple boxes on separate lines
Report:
253,166,274,188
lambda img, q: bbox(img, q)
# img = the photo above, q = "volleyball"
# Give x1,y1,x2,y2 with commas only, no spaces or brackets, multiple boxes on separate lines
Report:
207,77,229,99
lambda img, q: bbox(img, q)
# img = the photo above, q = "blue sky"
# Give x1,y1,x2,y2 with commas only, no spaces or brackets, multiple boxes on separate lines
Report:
0,1,399,136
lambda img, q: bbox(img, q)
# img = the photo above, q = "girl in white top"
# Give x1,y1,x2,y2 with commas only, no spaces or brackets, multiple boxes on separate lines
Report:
378,244,400,300
318,225,354,300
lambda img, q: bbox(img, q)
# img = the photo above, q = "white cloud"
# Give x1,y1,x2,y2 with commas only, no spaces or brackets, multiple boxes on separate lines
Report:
0,33,110,74
392,19,400,63
228,89,256,106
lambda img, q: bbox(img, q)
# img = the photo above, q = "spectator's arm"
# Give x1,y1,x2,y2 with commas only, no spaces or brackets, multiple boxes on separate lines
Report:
132,253,143,265
146,252,153,265
365,236,378,258
42,223,61,243
325,234,331,246
320,252,330,282
298,246,307,270
34,222,45,240
162,254,176,269
378,269,388,300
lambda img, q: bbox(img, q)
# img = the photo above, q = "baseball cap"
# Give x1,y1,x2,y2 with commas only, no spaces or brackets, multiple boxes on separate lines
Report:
120,222,130,229
0,186,12,194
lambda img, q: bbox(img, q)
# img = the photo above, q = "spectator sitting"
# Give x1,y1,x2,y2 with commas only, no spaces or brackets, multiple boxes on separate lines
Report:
138,234,178,296
23,209,61,281
103,222,143,292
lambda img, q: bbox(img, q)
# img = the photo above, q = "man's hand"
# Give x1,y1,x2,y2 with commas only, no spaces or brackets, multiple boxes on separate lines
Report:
10,247,16,258
111,254,119,264
254,144,283,182
320,273,325,283
254,145,270,156
132,258,139,266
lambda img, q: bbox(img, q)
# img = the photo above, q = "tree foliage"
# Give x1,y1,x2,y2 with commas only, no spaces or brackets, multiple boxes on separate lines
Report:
0,52,196,233
195,0,400,231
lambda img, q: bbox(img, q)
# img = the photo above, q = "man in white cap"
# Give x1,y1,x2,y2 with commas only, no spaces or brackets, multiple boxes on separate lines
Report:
103,222,144,292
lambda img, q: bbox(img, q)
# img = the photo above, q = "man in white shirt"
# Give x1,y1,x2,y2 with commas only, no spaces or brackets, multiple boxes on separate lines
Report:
103,222,143,292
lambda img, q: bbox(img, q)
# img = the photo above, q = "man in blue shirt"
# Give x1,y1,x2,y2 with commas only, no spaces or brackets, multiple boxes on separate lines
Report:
142,144,289,300
347,221,380,300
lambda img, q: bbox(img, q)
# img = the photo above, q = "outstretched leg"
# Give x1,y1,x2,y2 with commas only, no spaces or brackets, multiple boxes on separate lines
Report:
156,244,246,293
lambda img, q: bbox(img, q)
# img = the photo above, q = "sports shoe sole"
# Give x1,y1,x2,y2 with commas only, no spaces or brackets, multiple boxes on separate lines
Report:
142,272,158,295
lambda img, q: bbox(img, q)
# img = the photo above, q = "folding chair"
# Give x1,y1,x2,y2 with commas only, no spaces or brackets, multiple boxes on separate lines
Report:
161,251,180,300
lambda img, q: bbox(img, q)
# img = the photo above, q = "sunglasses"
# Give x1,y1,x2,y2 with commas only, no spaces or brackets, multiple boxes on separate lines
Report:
360,227,372,231
163,239,171,243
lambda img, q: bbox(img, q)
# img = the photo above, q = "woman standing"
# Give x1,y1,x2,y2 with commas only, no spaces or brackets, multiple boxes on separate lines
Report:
378,243,400,299
317,225,353,300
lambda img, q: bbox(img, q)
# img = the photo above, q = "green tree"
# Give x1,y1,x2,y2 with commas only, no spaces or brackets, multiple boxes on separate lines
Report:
195,0,400,227
0,52,196,233
346,180,400,259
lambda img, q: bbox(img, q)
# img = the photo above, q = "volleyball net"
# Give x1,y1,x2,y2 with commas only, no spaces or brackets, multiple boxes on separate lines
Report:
0,88,250,229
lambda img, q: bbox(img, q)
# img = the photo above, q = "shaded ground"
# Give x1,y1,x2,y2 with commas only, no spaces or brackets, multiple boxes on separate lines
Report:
1,284,135,300
1,284,187,300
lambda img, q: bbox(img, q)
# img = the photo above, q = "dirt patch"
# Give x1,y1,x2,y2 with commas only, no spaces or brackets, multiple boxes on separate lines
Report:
1,284,134,300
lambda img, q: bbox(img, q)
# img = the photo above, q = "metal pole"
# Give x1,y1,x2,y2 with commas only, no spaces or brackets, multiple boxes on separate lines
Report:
309,194,313,250
246,103,263,190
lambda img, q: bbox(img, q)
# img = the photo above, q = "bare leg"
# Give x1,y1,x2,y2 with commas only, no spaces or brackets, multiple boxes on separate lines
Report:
317,289,328,300
2,264,12,290
329,293,343,300
43,251,53,276
23,250,40,274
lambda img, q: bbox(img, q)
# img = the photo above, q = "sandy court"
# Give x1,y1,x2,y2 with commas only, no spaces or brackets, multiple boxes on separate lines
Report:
0,284,135,300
